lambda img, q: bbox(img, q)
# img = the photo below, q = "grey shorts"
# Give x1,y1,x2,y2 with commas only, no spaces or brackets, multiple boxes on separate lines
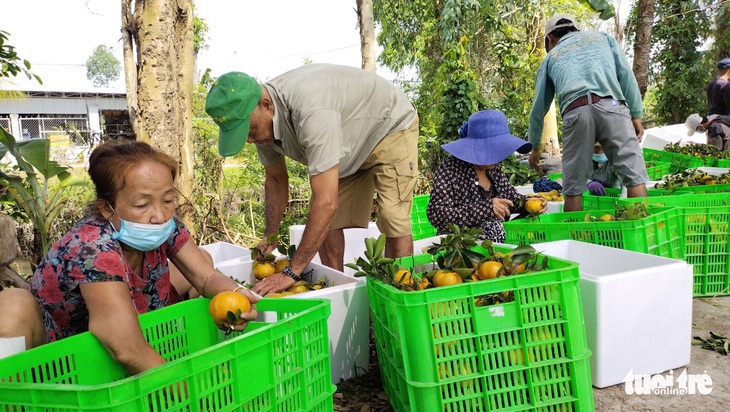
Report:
561,98,650,196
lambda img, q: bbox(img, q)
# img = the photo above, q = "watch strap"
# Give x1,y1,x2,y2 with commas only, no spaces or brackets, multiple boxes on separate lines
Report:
283,265,300,281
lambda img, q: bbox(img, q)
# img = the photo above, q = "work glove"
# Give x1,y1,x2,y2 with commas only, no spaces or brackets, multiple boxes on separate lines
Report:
587,180,605,196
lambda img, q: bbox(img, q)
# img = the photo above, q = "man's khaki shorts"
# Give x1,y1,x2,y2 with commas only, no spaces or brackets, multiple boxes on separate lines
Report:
332,118,419,237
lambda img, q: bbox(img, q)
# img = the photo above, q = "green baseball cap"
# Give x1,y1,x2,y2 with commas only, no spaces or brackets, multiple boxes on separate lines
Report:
205,72,262,157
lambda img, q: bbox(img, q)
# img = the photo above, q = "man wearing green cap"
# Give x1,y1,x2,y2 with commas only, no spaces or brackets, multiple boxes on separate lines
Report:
205,64,419,295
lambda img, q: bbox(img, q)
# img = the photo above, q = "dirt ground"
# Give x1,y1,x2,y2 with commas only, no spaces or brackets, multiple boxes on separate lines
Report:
334,296,730,411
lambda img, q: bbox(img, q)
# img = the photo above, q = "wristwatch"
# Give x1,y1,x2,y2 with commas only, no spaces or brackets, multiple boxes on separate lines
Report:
282,265,301,281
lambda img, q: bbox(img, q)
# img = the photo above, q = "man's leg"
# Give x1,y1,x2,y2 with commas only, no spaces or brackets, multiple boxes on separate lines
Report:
319,228,345,271
563,194,583,212
385,234,413,258
626,183,648,198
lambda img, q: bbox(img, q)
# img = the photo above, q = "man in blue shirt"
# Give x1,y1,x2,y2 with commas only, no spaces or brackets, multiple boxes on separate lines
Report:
527,14,649,211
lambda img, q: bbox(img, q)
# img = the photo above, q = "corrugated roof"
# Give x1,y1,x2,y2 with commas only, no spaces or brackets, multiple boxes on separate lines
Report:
0,63,125,94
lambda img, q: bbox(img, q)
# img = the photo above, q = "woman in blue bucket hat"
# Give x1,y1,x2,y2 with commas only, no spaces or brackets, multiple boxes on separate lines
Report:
427,110,547,242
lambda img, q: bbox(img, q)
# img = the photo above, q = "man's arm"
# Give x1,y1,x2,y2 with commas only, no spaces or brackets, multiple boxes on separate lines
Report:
610,35,643,119
251,164,339,296
289,164,340,275
258,157,289,253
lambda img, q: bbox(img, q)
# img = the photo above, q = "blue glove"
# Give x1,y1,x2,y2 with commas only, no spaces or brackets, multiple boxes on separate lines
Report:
587,180,605,196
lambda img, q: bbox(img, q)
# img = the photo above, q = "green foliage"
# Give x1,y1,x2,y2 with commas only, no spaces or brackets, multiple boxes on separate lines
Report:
0,127,87,264
86,44,121,87
501,155,543,186
644,0,713,124
0,30,41,84
712,3,730,61
193,14,209,54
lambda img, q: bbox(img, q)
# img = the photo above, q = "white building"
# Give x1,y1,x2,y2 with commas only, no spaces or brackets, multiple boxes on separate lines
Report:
0,63,130,159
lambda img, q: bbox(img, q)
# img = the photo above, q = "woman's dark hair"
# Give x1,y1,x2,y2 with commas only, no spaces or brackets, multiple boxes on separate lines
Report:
87,141,178,213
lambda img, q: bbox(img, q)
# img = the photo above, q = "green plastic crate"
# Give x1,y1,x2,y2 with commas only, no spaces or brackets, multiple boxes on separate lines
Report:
581,187,682,211
0,298,334,412
618,193,730,297
645,160,670,180
716,159,730,168
504,207,685,259
642,148,705,173
366,245,593,412
411,194,437,241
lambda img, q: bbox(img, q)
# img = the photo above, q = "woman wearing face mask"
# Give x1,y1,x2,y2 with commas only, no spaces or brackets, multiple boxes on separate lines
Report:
586,142,623,196
0,141,258,374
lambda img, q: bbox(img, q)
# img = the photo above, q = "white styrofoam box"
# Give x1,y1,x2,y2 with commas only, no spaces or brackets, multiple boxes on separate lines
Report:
697,167,730,176
412,235,447,255
535,240,693,388
0,337,25,359
290,222,382,276
641,123,707,150
514,184,533,195
213,255,369,385
513,185,564,214
200,242,252,264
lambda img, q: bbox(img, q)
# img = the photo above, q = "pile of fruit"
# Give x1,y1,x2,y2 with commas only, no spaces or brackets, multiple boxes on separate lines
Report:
249,242,329,297
582,200,650,222
654,168,730,191
533,190,563,202
347,225,549,304
664,142,730,160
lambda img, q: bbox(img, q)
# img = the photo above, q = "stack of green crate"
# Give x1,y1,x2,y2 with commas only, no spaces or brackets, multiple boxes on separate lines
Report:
366,244,594,412
617,192,730,297
548,160,669,182
581,187,686,211
503,207,685,259
642,148,705,173
0,298,334,412
411,194,437,240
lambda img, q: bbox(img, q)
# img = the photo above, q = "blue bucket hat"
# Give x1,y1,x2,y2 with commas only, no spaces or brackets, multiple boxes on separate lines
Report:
441,110,533,165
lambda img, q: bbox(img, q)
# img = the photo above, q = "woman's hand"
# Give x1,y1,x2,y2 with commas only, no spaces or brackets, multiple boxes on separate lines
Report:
218,287,260,332
491,198,514,221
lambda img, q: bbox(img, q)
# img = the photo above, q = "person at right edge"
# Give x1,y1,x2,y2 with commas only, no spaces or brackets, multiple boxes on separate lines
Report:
527,14,649,212
704,58,730,149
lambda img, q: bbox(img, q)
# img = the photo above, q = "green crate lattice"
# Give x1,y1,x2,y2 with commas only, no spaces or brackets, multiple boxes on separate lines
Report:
503,207,684,259
411,194,437,241
618,192,730,297
0,298,334,412
366,245,594,412
642,148,705,173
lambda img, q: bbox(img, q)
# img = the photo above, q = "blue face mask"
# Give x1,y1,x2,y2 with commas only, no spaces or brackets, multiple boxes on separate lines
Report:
592,153,608,163
111,218,175,251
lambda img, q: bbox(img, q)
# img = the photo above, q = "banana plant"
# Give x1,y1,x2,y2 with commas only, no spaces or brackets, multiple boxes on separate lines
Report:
0,126,87,264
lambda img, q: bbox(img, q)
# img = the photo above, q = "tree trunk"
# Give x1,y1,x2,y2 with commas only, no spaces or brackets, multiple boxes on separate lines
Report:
535,8,560,156
121,0,196,234
0,214,27,290
356,0,376,72
632,0,656,98
541,101,560,156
